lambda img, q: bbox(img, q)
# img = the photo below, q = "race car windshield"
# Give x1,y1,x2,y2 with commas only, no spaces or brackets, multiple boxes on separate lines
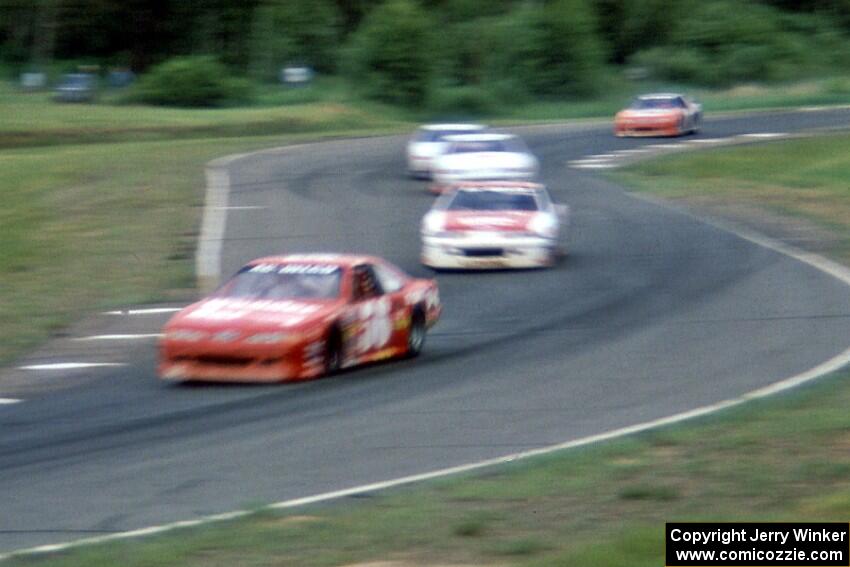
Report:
216,265,342,300
416,129,482,142
448,141,507,153
630,97,684,109
447,190,539,211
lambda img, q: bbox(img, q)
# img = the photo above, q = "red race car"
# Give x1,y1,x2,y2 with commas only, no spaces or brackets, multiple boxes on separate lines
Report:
614,93,702,137
159,254,441,383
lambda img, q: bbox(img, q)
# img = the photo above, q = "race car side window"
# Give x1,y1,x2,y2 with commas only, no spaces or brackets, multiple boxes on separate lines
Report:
373,262,404,293
352,265,384,301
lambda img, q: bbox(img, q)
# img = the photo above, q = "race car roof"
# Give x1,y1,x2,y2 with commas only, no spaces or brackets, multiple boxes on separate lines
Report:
441,133,517,142
420,123,486,131
637,93,684,99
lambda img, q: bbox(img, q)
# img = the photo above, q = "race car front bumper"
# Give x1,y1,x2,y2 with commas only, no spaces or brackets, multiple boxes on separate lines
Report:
158,340,321,383
421,233,557,269
407,156,434,178
614,122,681,137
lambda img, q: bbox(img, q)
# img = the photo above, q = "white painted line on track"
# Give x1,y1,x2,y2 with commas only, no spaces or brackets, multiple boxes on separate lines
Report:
0,398,21,405
196,167,231,294
572,156,614,162
73,334,163,341
646,144,687,149
18,362,127,371
103,308,182,315
739,132,787,139
6,122,848,564
569,162,617,169
687,138,732,144
212,205,265,211
614,148,650,154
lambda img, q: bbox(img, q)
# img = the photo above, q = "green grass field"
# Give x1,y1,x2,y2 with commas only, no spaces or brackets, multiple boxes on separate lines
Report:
615,133,850,264
4,124,850,567
0,131,410,364
4,76,850,148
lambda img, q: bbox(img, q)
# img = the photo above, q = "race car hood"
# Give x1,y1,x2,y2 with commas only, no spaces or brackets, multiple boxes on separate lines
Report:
444,210,536,232
435,152,534,171
165,297,339,333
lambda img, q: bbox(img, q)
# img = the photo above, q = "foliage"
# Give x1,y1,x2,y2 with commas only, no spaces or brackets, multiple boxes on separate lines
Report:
129,56,252,107
428,85,497,116
345,0,434,107
2,0,850,107
249,0,341,80
481,0,604,98
631,0,850,85
594,0,682,64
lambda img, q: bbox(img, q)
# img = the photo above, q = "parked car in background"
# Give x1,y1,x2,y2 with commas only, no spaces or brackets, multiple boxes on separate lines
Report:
406,123,487,178
53,73,97,103
614,93,702,137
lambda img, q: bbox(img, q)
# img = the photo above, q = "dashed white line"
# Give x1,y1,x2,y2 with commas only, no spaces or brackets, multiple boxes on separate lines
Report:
573,156,613,162
73,334,163,341
738,132,787,139
103,308,182,315
687,138,732,144
614,148,650,154
212,205,265,211
18,362,127,371
0,398,21,405
569,162,617,169
646,144,687,150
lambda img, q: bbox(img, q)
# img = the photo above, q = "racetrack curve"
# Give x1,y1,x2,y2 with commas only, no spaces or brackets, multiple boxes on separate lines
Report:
2,109,850,553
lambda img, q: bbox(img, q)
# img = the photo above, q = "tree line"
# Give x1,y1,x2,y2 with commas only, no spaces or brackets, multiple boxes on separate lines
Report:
2,0,849,107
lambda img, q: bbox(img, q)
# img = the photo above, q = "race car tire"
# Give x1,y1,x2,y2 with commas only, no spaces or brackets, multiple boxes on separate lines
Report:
323,327,343,375
406,308,426,358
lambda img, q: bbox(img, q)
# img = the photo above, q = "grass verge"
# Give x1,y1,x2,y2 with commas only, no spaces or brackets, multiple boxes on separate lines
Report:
6,124,850,567
613,133,850,264
0,129,408,364
5,76,850,148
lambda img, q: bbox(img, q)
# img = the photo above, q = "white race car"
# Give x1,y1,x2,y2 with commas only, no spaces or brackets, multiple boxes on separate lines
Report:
421,182,569,269
430,133,539,194
406,123,487,178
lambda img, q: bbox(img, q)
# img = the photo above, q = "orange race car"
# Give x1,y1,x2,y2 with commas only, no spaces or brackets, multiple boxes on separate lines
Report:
614,93,702,137
159,254,441,383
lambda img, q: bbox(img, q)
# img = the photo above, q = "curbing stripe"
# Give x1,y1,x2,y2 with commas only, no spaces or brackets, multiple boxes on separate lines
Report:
18,362,127,371
195,167,231,295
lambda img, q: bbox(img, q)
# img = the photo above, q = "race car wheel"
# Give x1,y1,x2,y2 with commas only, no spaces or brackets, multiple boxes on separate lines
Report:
406,309,426,358
323,328,343,375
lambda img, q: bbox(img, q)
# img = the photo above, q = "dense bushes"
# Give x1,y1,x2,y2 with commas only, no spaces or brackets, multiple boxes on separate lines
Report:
130,56,252,107
630,0,850,85
250,0,341,81
346,0,434,107
10,0,850,110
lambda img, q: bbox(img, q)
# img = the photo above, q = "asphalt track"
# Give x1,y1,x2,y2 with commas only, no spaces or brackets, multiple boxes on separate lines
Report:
2,109,850,554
